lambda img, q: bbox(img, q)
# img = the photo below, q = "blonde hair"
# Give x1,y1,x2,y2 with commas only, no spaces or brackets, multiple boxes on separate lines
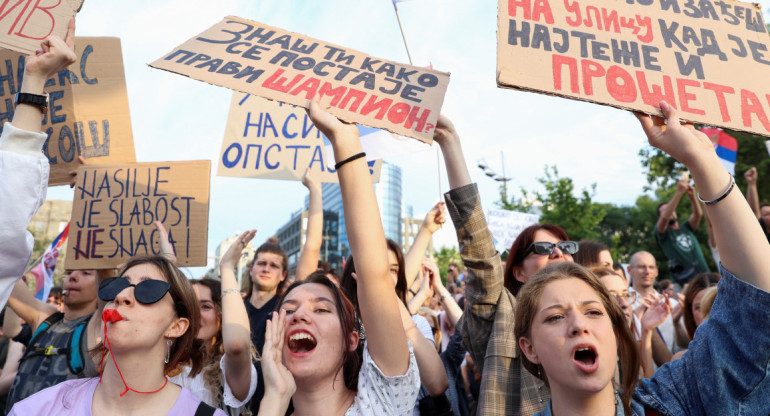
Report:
700,286,718,320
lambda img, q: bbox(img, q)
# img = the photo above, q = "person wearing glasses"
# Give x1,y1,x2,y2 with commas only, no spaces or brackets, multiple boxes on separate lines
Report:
428,113,579,414
627,251,687,356
592,267,671,378
9,256,226,415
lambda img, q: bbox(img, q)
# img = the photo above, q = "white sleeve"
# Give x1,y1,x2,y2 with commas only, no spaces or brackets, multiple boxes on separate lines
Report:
220,354,258,409
0,122,49,309
411,314,435,347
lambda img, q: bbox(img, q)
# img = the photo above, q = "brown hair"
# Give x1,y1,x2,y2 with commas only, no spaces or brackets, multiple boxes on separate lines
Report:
190,279,224,407
572,240,609,268
276,272,362,391
339,239,408,313
106,256,204,377
504,224,570,296
245,238,288,299
514,262,639,415
683,273,721,340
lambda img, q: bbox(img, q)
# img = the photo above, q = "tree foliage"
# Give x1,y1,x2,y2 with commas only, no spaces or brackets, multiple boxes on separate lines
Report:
433,246,462,285
498,166,606,242
639,129,770,200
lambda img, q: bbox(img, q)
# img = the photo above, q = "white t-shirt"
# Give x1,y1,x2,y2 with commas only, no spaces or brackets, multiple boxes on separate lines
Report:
345,340,420,416
169,354,257,416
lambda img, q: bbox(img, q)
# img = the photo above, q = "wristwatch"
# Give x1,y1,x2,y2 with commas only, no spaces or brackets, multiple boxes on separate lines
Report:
14,92,49,114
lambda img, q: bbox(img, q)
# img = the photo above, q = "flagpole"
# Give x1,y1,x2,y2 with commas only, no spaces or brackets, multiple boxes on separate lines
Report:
391,1,443,210
391,1,414,65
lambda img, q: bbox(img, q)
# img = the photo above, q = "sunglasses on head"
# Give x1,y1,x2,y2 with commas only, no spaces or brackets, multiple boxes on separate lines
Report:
98,277,171,304
523,241,579,257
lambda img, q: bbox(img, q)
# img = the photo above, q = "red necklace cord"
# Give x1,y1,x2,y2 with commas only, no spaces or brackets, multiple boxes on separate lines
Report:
100,320,169,397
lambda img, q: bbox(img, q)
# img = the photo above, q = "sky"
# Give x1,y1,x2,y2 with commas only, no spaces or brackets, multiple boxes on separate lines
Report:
46,0,770,276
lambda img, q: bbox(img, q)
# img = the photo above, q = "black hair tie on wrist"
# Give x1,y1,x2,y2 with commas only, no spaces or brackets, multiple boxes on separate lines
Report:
334,152,366,170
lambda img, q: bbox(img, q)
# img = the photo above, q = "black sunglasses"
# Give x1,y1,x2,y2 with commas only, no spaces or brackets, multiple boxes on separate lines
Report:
98,277,171,304
523,241,579,257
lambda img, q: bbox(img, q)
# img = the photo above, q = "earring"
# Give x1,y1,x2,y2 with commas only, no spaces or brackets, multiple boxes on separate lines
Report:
165,338,172,364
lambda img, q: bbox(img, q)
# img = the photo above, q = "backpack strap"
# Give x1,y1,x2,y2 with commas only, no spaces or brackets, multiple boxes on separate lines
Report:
194,401,217,416
28,312,65,347
66,315,91,374
22,312,65,360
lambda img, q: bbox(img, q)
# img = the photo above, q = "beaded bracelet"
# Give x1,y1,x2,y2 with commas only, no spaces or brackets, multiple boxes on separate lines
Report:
221,288,241,297
697,175,735,206
334,152,366,170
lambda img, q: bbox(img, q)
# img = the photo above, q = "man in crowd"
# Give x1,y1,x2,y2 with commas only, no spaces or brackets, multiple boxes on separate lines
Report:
628,251,686,355
744,167,770,243
4,269,99,412
656,177,710,284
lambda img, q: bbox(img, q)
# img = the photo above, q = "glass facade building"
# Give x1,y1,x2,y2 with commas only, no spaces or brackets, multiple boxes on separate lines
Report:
301,162,403,272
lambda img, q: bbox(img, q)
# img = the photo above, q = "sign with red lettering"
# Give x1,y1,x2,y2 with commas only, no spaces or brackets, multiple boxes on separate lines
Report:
497,0,770,137
0,37,137,186
218,92,382,182
0,0,78,55
150,16,450,144
65,160,211,270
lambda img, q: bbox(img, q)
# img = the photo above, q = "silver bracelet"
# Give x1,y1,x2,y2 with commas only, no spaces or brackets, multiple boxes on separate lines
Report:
221,288,241,297
697,175,735,206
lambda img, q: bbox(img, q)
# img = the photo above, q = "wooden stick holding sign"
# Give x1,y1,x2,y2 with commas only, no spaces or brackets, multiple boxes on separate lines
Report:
150,16,450,144
65,160,211,270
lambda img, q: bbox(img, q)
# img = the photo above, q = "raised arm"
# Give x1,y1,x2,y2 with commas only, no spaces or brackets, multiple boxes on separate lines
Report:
744,167,759,219
657,179,687,234
219,230,257,401
294,169,323,281
307,98,409,376
0,19,77,309
639,298,671,378
404,202,446,288
636,102,770,290
8,279,57,332
434,114,504,376
686,185,702,230
434,115,472,190
428,259,463,327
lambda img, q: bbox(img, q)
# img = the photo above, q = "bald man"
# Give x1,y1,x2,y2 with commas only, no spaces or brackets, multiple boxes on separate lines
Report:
628,251,686,354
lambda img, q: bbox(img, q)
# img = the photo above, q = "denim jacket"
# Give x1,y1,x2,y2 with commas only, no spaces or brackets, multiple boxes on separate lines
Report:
633,266,770,415
535,266,770,416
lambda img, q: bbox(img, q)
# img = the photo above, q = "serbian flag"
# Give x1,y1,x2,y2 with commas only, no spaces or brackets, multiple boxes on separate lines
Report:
700,128,737,175
30,223,70,302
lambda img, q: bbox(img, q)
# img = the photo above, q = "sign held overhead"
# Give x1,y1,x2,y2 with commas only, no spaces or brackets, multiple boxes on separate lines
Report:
150,16,450,144
497,0,770,137
218,92,382,182
65,160,211,270
0,37,136,185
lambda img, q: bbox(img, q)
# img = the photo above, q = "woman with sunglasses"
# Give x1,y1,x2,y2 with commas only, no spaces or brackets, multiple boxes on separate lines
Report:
254,97,420,416
427,113,574,414
9,256,226,415
512,103,770,416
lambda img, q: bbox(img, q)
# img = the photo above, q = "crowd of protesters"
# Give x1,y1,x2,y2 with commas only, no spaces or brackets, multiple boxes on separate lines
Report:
1,18,769,416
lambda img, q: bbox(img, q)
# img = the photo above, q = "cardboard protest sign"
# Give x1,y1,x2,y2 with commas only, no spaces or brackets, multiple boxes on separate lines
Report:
0,37,136,185
497,0,770,137
65,161,211,269
486,208,540,253
218,92,382,182
0,0,77,54
151,16,450,143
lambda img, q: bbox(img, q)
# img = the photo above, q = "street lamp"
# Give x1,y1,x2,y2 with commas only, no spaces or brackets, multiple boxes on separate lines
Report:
478,152,513,201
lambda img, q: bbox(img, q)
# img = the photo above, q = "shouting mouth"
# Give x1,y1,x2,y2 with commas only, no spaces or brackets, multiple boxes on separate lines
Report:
572,345,599,373
287,331,317,356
